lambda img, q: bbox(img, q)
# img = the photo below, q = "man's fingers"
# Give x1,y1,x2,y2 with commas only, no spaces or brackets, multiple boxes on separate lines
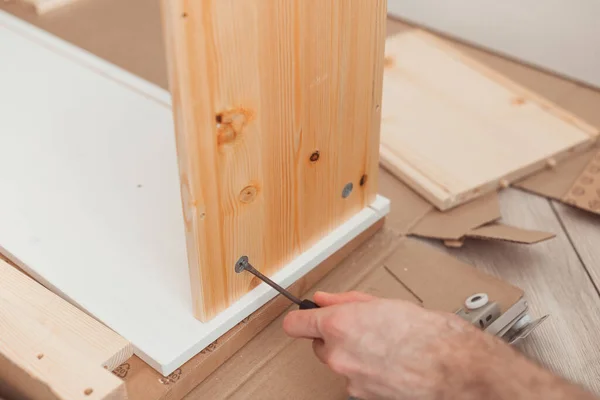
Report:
283,309,323,339
314,291,376,307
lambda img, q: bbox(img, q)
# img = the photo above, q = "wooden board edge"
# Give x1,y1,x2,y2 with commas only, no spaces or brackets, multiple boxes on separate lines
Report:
118,218,386,400
412,29,600,138
379,145,452,210
0,258,134,372
19,0,78,14
382,136,597,211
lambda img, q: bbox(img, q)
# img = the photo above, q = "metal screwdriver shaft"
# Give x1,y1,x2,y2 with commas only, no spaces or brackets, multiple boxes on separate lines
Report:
235,256,319,309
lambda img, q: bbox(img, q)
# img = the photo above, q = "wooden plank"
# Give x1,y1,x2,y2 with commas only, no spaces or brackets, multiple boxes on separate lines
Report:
380,30,598,210
0,261,132,370
551,201,600,292
119,218,386,400
0,261,127,400
19,0,78,14
435,189,600,394
161,0,387,321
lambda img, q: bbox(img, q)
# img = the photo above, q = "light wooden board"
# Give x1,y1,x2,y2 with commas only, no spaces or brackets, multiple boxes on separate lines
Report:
0,261,127,400
380,30,598,210
161,0,387,320
0,261,132,371
387,0,600,89
19,0,77,14
436,189,600,394
0,11,389,375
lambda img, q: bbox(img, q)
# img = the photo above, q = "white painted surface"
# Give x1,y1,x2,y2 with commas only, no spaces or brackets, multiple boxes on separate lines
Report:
388,0,600,89
0,12,390,375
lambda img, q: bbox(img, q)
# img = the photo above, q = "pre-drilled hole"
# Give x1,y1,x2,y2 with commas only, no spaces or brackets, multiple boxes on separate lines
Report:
216,114,223,124
84,388,93,396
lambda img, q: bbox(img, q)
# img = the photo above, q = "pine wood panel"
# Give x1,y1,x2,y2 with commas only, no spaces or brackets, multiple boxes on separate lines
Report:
380,30,598,210
0,261,128,400
0,261,133,371
436,189,600,394
161,0,387,320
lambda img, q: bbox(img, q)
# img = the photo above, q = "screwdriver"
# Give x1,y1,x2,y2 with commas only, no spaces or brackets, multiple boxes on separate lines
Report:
235,256,319,310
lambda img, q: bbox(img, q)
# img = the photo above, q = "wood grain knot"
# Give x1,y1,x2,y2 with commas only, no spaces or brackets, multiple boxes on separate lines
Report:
239,185,258,204
360,174,368,187
310,151,320,163
216,108,253,145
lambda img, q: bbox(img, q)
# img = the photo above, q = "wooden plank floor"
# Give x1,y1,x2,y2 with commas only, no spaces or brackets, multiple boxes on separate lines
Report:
435,189,600,394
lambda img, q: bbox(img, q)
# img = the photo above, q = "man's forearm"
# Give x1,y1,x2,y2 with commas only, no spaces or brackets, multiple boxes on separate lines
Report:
462,333,594,400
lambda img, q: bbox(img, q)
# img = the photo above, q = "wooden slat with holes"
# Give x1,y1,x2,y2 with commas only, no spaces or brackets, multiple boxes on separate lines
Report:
0,260,128,400
161,0,387,320
0,261,133,371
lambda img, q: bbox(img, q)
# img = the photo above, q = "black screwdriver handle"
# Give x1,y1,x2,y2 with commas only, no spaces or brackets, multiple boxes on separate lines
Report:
299,299,320,309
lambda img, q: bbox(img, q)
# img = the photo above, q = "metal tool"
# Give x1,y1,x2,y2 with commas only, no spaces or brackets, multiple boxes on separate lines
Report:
235,256,319,310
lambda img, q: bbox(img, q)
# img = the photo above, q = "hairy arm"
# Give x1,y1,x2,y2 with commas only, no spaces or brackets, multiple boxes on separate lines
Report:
283,291,595,400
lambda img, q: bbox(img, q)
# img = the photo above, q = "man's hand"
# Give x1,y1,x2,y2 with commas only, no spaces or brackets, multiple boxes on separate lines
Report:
283,291,596,400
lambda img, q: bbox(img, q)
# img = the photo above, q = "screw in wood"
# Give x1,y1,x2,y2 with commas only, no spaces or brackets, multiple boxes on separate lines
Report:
234,256,302,306
342,182,353,198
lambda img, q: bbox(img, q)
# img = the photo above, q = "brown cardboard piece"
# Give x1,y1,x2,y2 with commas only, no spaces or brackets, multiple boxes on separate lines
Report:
380,169,555,245
466,223,556,245
185,235,523,400
515,148,600,215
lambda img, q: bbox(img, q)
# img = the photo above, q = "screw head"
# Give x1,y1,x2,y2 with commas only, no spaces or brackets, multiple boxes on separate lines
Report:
342,183,353,199
235,256,249,273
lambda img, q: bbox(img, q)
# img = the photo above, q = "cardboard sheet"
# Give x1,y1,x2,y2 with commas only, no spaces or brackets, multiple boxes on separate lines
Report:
562,151,600,213
409,193,501,240
189,237,523,399
380,169,555,245
466,223,556,245
516,148,600,215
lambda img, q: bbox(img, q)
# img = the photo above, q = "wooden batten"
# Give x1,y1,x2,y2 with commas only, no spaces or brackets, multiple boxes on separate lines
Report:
0,261,129,400
161,0,387,320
